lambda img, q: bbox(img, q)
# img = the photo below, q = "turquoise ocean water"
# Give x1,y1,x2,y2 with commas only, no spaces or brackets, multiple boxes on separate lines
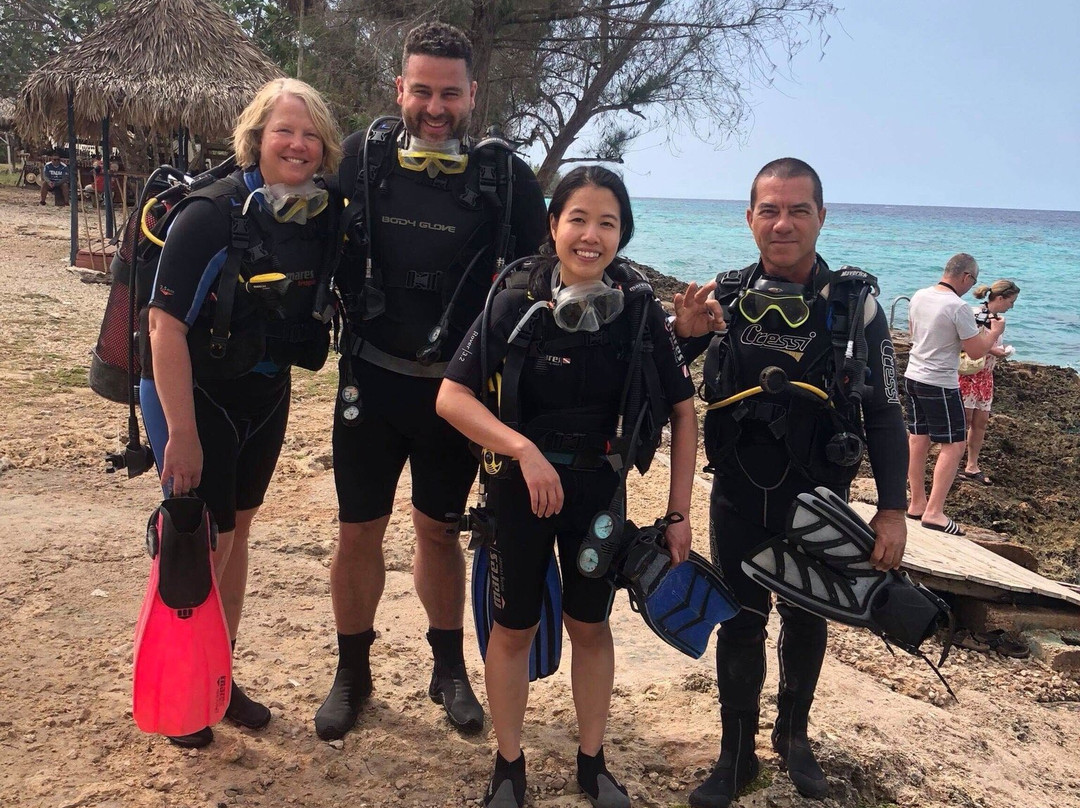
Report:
626,199,1080,369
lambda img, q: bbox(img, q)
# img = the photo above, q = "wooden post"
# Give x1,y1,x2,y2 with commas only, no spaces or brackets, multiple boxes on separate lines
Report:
67,90,77,266
102,116,115,238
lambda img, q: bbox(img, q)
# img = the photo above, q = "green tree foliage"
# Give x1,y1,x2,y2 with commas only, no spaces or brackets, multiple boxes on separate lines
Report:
221,0,298,72
481,0,839,189
0,0,116,96
3,0,838,189
285,0,837,188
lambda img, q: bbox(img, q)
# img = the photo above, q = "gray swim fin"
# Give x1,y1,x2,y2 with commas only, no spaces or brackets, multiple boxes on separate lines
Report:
741,487,952,660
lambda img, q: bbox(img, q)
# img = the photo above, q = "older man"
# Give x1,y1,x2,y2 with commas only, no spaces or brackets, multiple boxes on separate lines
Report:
904,253,1004,535
675,158,908,807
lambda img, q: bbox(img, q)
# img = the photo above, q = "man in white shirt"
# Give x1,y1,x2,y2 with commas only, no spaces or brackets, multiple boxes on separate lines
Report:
904,253,1005,535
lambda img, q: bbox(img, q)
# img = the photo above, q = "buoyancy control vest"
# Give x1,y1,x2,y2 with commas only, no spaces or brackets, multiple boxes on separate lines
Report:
338,118,520,373
141,172,338,382
493,260,670,476
701,259,879,489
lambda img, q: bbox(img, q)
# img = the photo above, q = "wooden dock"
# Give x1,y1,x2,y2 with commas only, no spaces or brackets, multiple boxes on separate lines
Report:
847,501,1080,609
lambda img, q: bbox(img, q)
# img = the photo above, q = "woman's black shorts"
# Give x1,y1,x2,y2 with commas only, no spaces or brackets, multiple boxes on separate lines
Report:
486,465,620,630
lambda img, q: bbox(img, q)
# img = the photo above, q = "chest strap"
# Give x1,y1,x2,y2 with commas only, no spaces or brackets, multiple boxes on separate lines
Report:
348,333,448,377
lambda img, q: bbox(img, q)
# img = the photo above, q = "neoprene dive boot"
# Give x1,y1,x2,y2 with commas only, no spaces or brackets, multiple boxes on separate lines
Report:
577,746,631,808
225,639,272,729
167,726,214,748
772,692,829,799
773,603,829,799
689,708,760,808
314,629,375,741
485,749,526,808
225,680,271,729
690,630,766,808
427,627,484,733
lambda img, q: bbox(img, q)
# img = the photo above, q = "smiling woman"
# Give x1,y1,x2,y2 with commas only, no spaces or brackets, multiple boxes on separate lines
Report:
436,165,699,808
133,77,342,750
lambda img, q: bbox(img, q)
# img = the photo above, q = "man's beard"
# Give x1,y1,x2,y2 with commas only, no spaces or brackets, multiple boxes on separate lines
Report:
403,111,471,145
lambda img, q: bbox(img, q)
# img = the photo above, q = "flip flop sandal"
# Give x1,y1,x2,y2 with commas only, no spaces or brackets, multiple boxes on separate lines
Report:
905,512,924,520
955,629,992,653
921,518,966,536
959,470,993,486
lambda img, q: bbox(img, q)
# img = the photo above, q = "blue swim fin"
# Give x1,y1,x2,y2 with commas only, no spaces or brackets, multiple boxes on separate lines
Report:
741,486,952,657
600,516,740,659
471,545,562,681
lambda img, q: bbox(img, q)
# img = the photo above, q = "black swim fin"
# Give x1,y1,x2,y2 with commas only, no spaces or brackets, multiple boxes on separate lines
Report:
597,516,741,659
472,545,562,681
741,487,953,664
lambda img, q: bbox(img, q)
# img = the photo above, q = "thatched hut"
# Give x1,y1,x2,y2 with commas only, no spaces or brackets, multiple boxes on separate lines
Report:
17,0,283,142
16,0,283,260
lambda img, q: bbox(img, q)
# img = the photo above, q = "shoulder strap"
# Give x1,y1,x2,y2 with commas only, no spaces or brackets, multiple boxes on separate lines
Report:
207,174,272,360
469,134,517,269
496,291,544,432
825,264,879,407
340,116,400,247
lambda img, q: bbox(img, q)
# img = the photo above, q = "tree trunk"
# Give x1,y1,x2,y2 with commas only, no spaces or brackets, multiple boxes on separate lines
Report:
469,0,499,137
536,0,664,189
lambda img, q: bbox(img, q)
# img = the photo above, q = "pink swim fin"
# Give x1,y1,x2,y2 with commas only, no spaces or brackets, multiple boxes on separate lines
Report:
132,497,231,736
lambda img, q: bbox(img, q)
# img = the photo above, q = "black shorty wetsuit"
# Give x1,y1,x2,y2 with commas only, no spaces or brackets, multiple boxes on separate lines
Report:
333,129,547,524
445,269,695,629
141,168,332,532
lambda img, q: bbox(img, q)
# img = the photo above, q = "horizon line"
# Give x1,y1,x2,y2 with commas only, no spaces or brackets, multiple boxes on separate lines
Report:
632,196,1080,215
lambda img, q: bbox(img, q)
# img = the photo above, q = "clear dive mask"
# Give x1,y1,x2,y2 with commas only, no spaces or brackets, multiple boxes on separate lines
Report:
550,268,625,333
397,137,469,176
738,277,811,328
245,179,328,224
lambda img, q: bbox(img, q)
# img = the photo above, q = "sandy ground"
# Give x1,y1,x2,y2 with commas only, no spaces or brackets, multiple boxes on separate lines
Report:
2,183,1080,808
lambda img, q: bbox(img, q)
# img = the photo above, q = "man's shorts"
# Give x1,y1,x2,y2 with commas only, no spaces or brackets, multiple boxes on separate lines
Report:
333,356,479,524
903,377,967,443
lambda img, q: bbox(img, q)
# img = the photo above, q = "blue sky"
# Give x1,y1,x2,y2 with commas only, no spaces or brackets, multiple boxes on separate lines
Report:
613,1,1080,211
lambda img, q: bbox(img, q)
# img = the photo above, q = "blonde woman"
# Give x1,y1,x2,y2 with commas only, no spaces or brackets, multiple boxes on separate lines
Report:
957,279,1020,485
139,78,342,747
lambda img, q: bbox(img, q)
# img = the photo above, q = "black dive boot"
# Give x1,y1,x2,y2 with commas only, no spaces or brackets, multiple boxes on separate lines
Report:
772,692,829,800
485,749,526,808
225,680,271,729
773,603,829,799
689,630,766,808
577,746,631,808
427,628,484,733
689,708,760,808
225,640,271,730
314,629,375,740
167,727,213,748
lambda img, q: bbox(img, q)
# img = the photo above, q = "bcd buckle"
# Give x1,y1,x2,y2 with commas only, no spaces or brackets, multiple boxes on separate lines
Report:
406,270,442,291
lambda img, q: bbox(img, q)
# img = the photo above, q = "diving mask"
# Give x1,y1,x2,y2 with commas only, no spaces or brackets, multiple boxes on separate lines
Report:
398,137,469,177
738,277,811,328
246,180,328,224
551,268,624,333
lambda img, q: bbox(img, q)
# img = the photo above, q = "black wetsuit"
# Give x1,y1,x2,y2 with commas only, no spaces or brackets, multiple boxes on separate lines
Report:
683,257,907,714
333,129,547,523
141,168,334,531
445,264,695,628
